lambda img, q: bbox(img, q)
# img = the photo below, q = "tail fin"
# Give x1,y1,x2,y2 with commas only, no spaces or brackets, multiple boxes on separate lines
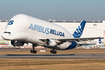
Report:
73,20,86,38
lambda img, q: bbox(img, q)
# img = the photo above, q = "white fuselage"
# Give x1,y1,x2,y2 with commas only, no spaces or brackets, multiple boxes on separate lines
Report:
2,14,76,50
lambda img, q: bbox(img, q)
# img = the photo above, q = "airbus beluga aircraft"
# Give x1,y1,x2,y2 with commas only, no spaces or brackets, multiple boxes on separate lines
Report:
1,14,101,54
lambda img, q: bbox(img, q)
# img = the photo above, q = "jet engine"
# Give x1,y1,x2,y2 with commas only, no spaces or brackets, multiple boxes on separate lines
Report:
45,39,57,46
11,40,25,46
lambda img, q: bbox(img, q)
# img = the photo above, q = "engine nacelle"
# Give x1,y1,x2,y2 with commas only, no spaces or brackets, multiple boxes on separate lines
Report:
45,39,57,46
11,40,25,46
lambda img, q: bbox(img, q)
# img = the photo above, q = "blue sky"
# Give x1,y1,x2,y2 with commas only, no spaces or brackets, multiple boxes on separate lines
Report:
0,0,105,20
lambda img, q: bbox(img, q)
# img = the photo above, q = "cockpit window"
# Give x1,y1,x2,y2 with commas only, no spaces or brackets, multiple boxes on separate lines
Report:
4,32,11,34
8,20,14,25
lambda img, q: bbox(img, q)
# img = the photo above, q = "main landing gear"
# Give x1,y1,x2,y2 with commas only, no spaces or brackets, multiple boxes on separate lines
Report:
50,47,57,54
30,44,37,54
30,44,57,54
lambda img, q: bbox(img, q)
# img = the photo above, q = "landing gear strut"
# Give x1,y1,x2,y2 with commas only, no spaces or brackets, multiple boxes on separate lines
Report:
30,44,37,54
50,47,57,54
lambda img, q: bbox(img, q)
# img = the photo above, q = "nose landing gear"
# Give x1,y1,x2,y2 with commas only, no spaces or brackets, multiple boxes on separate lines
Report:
30,44,37,54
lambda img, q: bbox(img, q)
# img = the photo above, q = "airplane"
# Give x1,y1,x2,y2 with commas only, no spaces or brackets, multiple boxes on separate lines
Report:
1,14,101,54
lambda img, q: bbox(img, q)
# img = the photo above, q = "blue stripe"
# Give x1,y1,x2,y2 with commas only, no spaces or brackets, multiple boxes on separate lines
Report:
65,42,77,50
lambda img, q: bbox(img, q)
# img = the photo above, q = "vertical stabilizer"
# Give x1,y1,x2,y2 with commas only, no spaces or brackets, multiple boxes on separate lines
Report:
73,20,86,38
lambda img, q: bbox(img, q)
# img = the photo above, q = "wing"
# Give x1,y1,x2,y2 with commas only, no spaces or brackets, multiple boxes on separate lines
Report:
40,37,101,44
57,37,101,42
77,42,96,46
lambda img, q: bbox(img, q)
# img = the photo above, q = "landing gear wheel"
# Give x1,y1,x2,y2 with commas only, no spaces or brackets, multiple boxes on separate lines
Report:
50,50,57,54
53,51,57,54
50,50,53,53
30,50,33,53
54,51,57,54
33,50,37,53
30,50,37,54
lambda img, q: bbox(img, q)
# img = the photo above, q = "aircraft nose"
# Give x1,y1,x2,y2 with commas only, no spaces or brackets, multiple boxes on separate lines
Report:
1,33,12,40
1,33,8,40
